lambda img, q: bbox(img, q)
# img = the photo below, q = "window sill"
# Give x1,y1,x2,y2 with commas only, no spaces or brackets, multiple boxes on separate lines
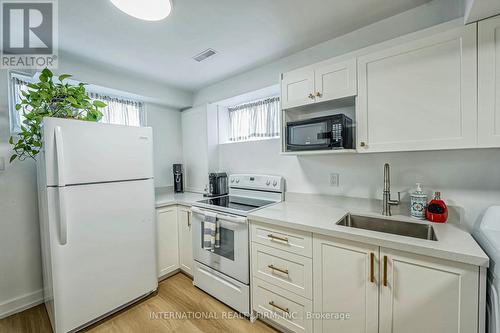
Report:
219,137,280,145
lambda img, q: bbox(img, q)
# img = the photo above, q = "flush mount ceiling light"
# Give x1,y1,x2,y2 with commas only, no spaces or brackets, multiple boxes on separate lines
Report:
110,0,172,21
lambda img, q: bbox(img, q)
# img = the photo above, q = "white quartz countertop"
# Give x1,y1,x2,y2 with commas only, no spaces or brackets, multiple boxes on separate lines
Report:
248,199,489,267
155,187,204,208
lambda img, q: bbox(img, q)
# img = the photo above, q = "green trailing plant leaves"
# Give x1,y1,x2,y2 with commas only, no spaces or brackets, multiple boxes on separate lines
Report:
9,68,106,163
58,74,72,81
92,100,107,108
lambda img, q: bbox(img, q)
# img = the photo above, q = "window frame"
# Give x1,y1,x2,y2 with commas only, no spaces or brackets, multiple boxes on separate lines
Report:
8,71,36,134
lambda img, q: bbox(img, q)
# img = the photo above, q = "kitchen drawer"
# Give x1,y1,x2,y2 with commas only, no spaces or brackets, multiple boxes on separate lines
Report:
252,243,312,299
250,222,312,258
252,277,313,333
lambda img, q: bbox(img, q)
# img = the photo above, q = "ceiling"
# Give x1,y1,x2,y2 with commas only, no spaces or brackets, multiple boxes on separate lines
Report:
59,0,432,92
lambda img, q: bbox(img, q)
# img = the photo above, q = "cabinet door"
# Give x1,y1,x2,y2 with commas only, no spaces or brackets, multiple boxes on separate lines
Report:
313,235,379,333
281,68,315,109
177,206,193,276
478,16,500,147
315,59,357,102
357,24,477,152
156,206,179,278
379,248,479,333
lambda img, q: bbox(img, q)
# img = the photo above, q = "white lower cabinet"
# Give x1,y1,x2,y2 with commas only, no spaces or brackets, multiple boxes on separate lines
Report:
156,205,193,279
312,235,480,333
379,247,479,333
313,235,379,333
156,206,179,278
253,277,313,333
178,206,193,276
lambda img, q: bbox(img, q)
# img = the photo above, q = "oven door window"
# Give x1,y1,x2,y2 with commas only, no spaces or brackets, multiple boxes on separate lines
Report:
201,222,235,261
288,122,329,146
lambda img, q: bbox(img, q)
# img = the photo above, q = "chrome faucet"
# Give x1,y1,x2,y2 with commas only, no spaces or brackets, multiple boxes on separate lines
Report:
382,163,400,216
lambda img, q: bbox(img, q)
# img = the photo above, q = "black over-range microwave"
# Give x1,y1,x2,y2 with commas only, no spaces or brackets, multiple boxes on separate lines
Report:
286,114,353,151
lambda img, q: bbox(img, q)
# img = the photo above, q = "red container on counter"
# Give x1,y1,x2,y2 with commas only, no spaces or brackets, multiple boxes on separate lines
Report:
426,192,448,223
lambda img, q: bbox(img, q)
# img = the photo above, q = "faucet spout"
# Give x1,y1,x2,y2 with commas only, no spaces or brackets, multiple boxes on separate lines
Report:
382,163,400,216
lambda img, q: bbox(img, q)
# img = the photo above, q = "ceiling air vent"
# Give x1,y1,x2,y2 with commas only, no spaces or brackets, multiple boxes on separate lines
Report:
193,49,217,62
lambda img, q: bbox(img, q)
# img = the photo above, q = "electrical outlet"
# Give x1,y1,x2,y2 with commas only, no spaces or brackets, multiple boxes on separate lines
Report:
329,173,339,187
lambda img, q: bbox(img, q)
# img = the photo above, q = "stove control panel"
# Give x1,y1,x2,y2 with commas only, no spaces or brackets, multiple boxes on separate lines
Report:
229,174,284,192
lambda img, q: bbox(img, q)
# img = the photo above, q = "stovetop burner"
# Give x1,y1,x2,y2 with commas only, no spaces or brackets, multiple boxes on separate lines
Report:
196,195,275,212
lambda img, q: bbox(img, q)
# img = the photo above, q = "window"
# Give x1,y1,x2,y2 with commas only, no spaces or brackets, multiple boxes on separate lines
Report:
227,96,280,142
9,73,31,133
8,72,145,134
89,92,145,127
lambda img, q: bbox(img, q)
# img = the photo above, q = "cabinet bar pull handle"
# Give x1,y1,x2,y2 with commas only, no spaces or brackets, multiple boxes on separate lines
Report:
370,252,375,283
269,301,289,314
187,211,191,227
268,264,289,275
383,255,388,287
267,234,289,243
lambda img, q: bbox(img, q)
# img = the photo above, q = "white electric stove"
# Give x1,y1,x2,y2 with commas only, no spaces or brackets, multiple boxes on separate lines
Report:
191,174,284,315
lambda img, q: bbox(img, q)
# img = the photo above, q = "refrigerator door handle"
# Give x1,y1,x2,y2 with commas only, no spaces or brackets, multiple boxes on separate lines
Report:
55,126,66,186
55,126,68,245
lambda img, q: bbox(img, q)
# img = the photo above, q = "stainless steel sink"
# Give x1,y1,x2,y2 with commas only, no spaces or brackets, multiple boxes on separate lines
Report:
337,215,437,241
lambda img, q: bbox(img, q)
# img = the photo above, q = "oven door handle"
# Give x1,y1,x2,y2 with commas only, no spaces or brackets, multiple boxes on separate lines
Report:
191,206,247,224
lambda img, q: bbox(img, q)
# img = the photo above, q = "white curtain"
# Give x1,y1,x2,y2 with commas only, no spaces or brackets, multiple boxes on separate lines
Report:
228,96,280,142
89,92,145,127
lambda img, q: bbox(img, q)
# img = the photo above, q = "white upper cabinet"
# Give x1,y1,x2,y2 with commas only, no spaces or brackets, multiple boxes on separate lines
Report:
357,24,478,152
281,68,315,109
315,59,357,102
379,248,478,333
281,59,357,110
478,15,500,147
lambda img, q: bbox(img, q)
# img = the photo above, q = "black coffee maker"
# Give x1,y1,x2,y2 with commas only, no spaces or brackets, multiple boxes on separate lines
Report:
173,164,184,193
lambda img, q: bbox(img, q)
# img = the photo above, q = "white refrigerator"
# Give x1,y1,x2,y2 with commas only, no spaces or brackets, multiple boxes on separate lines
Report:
36,117,157,333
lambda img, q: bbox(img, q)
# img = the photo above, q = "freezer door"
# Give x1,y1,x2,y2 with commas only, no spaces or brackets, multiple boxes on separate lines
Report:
46,179,157,333
42,117,153,186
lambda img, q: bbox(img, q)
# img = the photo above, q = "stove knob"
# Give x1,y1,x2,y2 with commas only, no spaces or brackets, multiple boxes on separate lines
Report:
236,179,240,183
266,180,271,186
273,180,278,187
230,178,235,183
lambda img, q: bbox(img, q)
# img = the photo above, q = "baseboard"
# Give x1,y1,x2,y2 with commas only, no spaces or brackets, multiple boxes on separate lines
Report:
0,289,44,319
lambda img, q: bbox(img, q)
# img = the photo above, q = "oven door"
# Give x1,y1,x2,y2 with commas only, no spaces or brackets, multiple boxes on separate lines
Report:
191,207,249,284
286,119,331,151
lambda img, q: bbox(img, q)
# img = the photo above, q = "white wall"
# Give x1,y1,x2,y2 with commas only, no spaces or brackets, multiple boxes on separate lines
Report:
146,103,183,187
181,106,209,192
193,0,464,106
218,139,500,230
0,55,186,317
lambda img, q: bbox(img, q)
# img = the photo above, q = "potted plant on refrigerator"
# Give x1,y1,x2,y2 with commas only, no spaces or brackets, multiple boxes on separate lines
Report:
8,68,107,163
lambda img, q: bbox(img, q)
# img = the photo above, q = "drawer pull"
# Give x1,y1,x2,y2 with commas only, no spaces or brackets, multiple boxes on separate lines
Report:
267,234,289,243
268,264,289,275
269,301,289,314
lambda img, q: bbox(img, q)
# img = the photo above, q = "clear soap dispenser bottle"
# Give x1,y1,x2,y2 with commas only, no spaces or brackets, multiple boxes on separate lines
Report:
410,183,427,219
